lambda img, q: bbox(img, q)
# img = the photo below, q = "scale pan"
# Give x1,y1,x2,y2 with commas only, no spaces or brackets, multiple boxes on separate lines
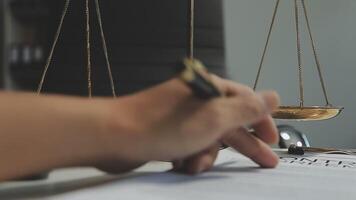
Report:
272,106,344,121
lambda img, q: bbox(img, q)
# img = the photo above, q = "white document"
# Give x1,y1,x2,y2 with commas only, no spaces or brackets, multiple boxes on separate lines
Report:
54,149,356,200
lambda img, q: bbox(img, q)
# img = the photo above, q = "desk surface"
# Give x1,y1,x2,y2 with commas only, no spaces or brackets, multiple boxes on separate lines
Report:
1,150,356,200
0,162,171,200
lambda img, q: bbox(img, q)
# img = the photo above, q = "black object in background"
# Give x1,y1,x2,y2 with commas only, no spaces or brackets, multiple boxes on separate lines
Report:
278,125,310,148
0,1,4,88
5,0,226,96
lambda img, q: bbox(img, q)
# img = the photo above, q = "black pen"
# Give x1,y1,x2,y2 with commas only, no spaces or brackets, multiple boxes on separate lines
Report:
180,58,223,99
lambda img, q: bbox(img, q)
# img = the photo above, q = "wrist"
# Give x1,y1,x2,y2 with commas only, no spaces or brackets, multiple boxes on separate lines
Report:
46,97,111,168
99,97,152,163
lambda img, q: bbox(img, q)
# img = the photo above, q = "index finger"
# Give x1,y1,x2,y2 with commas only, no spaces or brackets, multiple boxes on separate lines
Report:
251,116,279,144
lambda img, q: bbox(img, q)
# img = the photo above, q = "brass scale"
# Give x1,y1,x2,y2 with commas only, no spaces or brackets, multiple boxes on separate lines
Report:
37,0,343,122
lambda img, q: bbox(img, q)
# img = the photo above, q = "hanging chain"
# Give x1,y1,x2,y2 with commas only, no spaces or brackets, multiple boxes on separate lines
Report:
301,0,331,106
85,0,93,98
295,0,304,107
94,0,117,97
253,0,280,90
37,0,116,97
37,0,71,94
188,0,195,59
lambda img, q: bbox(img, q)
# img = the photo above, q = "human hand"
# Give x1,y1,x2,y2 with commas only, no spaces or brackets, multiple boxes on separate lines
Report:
95,76,280,174
172,76,280,174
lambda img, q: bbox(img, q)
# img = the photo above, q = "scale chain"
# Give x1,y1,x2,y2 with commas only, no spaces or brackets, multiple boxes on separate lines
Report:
254,0,332,108
188,0,195,59
295,0,304,107
37,0,71,94
38,0,116,98
85,0,93,98
301,0,331,106
253,0,280,90
94,0,117,97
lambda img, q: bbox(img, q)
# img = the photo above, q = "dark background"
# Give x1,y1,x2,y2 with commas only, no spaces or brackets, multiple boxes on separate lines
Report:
2,0,226,96
0,1,4,88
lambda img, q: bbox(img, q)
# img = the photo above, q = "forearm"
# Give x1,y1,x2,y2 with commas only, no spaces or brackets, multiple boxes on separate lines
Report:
0,92,110,181
0,76,280,180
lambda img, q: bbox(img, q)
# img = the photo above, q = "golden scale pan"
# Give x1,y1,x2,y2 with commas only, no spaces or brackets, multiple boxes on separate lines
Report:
38,0,342,121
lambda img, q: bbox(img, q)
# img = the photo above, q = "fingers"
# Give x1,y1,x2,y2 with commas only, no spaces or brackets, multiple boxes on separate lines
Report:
251,116,279,144
223,128,279,168
173,144,220,174
214,91,280,131
210,75,254,97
